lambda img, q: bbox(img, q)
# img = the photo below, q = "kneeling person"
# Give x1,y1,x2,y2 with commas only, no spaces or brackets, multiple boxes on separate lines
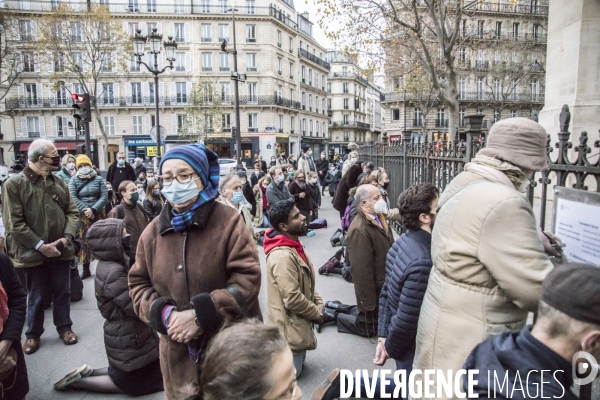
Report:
264,199,326,378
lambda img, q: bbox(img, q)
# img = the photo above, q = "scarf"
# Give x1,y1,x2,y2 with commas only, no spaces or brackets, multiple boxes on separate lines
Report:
76,170,97,180
294,179,307,190
465,155,530,192
170,196,205,232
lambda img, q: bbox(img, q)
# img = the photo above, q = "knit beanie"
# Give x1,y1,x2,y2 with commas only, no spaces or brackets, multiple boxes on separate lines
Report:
159,144,220,201
478,117,548,171
75,154,93,169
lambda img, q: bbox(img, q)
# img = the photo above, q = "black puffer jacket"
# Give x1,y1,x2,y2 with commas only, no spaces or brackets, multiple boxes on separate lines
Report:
86,219,159,372
378,229,433,361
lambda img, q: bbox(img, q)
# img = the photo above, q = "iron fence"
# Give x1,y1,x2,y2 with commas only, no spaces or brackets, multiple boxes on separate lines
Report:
358,110,600,235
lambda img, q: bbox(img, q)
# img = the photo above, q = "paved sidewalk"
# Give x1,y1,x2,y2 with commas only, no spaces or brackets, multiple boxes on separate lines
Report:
23,196,389,399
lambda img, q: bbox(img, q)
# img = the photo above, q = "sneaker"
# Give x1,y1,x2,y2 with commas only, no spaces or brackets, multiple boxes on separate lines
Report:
53,364,92,390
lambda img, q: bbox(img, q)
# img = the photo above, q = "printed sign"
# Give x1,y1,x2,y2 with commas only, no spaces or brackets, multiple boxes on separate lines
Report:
553,187,600,266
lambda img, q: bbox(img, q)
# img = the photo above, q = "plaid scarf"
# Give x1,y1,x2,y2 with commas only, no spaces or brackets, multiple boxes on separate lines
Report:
170,196,205,232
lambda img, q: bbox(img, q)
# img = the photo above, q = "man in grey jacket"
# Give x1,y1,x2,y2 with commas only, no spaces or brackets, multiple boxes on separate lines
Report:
266,166,293,208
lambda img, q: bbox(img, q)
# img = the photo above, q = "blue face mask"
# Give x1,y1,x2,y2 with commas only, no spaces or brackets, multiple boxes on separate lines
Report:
118,159,125,166
278,175,285,183
232,191,245,204
161,178,200,206
78,166,91,175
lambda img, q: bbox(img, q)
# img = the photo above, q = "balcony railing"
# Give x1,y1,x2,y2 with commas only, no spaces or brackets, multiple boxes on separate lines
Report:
7,94,303,110
201,37,212,42
435,119,449,128
381,91,544,104
28,132,41,138
248,127,258,132
298,48,330,71
202,67,212,71
247,67,257,72
220,66,230,71
218,37,229,42
329,72,369,86
329,121,370,130
461,30,547,44
468,1,549,16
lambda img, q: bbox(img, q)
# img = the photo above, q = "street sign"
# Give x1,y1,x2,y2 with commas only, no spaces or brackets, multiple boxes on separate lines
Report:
147,146,158,157
149,125,167,144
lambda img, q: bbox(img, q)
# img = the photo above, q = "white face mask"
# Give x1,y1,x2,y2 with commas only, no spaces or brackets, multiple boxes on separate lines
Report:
310,178,318,184
370,198,388,215
240,179,247,185
350,157,358,164
66,162,75,171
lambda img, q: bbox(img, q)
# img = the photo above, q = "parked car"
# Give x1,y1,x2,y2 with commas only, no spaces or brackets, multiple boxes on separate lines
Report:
218,158,238,175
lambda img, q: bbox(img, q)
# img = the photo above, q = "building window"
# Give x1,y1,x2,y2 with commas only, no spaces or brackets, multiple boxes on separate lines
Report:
73,52,83,71
414,108,422,127
247,82,257,103
290,116,295,133
531,79,539,101
176,53,186,71
459,108,465,127
289,62,294,79
392,108,400,121
220,82,230,101
477,20,484,38
102,83,114,103
56,87,68,105
327,83,331,93
248,113,258,132
20,20,32,41
176,82,187,103
133,115,143,135
289,37,293,52
147,0,157,12
131,82,142,104
246,53,256,72
278,114,283,131
495,21,502,39
23,52,35,72
220,53,229,71
493,79,501,95
71,22,82,41
201,24,211,42
202,53,212,71
174,0,184,13
437,108,446,127
510,110,517,118
177,114,186,133
343,114,349,124
246,0,255,13
218,24,229,41
343,98,349,110
54,53,64,72
512,22,519,39
301,66,305,82
476,77,484,100
277,30,281,47
27,117,40,137
342,66,348,77
174,23,185,42
344,131,349,142
219,0,228,13
201,0,210,13
222,114,231,130
343,83,349,94
246,25,256,42
56,116,66,137
103,116,115,135
459,78,466,99
493,109,501,122
277,58,282,74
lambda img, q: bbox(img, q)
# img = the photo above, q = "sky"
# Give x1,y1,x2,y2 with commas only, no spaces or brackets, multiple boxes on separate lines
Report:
294,0,335,50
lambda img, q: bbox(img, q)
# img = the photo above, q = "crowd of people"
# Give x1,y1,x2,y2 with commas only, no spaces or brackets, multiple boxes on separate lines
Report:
0,119,597,400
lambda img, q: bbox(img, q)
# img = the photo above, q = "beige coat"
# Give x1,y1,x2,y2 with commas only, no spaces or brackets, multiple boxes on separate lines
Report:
412,158,553,399
218,197,255,239
252,184,263,226
266,239,323,352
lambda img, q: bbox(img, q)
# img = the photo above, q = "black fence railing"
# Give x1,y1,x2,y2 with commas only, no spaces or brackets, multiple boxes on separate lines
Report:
329,121,370,130
357,111,600,247
382,91,545,104
298,48,331,71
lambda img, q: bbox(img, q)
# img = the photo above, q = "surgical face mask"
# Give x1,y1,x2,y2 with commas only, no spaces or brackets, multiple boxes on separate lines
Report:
271,158,275,161
262,183,269,188
277,175,285,183
153,189,161,196
78,166,91,175
307,150,312,157
370,198,388,215
310,178,318,184
232,191,245,204
66,162,75,171
321,155,325,159
240,179,247,185
350,157,358,164
147,177,155,183
129,191,140,203
117,159,125,166
288,172,295,179
137,188,144,196
42,155,61,168
381,182,389,190
161,178,200,206
255,170,260,175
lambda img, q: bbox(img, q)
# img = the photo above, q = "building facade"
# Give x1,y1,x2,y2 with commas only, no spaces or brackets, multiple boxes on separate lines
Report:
2,0,330,169
381,1,548,144
326,51,384,157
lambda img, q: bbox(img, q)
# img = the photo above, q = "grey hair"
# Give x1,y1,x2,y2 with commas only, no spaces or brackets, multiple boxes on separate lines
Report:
134,157,142,163
117,151,126,157
219,173,239,195
355,186,371,204
28,139,55,162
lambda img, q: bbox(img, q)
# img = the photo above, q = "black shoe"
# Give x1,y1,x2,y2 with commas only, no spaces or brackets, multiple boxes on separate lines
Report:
310,369,341,400
316,311,337,333
80,264,91,280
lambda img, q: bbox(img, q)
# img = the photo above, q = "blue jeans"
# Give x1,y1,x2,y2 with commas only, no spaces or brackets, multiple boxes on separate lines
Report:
293,351,306,378
24,260,73,339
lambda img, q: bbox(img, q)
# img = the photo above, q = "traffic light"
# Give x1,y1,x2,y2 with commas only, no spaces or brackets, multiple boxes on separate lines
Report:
71,93,91,123
76,144,86,155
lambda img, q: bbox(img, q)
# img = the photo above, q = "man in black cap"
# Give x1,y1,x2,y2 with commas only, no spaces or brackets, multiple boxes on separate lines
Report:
298,144,317,176
463,262,600,400
357,161,375,184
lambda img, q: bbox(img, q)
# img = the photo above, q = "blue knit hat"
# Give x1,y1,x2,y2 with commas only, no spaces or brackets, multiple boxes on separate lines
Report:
158,144,220,201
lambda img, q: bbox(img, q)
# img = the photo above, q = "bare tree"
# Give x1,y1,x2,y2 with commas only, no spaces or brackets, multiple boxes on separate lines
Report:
403,66,439,139
316,0,472,139
0,11,23,115
181,80,226,143
36,3,131,167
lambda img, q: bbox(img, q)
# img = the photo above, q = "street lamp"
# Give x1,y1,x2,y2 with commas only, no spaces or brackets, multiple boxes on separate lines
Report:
131,28,177,162
221,7,246,168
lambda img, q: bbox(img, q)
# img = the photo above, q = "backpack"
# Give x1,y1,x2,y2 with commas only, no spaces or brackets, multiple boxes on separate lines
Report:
340,205,352,231
308,218,327,229
115,203,148,220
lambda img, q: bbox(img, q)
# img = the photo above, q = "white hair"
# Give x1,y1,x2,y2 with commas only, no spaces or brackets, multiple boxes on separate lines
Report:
28,139,55,162
219,173,239,195
355,186,371,204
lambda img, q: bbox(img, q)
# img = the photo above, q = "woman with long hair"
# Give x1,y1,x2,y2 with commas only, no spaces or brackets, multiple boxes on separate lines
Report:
142,180,164,221
104,182,119,215
288,169,312,221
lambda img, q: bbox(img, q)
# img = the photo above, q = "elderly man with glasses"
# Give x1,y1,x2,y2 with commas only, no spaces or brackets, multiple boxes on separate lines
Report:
2,139,80,355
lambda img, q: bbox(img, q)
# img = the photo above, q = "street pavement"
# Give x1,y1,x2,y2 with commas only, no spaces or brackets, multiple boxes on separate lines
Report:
20,195,600,399
23,195,391,399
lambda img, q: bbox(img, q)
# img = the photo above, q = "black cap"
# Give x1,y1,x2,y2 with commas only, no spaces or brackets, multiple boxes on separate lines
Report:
302,144,310,153
541,263,600,325
366,162,375,170
236,170,247,178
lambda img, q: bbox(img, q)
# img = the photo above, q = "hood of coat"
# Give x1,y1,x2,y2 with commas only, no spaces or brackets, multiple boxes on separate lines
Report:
467,155,530,192
263,229,308,265
87,218,128,266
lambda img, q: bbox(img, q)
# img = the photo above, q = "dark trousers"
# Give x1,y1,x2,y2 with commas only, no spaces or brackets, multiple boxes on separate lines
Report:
319,175,327,193
24,260,72,339
336,306,378,338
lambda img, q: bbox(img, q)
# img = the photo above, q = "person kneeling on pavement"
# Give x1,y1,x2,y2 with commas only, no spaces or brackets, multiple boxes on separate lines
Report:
463,263,600,400
264,199,328,378
53,218,163,395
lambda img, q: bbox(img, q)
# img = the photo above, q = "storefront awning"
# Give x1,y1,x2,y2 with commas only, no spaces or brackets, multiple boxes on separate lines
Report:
19,142,77,152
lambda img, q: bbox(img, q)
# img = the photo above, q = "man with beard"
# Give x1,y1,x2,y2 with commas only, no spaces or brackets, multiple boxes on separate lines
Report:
264,199,328,378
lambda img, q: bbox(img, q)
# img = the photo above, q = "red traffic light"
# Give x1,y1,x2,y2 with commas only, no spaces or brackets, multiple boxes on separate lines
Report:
71,94,85,102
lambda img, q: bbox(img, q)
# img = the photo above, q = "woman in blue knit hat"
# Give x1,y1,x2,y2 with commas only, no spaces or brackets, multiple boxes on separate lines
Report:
128,144,262,400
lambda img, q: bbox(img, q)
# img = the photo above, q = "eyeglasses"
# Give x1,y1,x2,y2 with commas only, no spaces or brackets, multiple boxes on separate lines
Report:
268,370,298,400
160,173,199,186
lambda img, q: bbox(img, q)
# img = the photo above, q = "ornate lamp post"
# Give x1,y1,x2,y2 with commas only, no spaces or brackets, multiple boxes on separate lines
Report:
131,28,177,162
